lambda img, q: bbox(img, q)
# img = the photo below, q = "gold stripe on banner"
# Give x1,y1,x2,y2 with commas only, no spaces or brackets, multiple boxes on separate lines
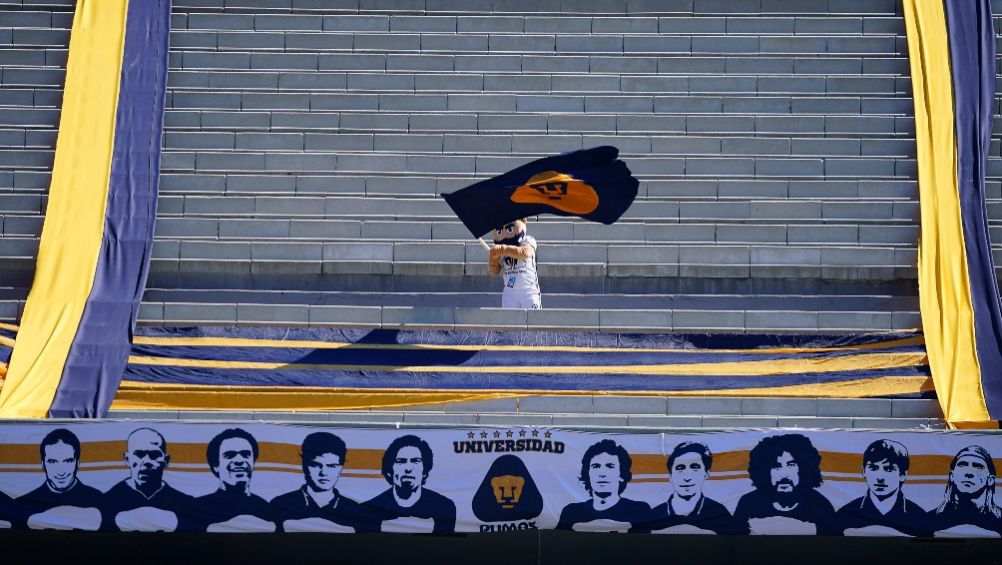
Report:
125,351,927,376
131,334,925,354
0,0,129,418
111,384,511,411
0,443,977,485
0,323,18,332
0,441,385,471
903,0,989,425
108,376,932,411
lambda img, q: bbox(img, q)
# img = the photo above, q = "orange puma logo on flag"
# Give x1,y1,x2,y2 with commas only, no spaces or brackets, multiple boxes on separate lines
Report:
442,146,637,237
511,171,600,215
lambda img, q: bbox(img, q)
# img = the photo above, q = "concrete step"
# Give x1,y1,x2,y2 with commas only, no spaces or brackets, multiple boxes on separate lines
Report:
106,394,945,430
146,219,923,246
152,132,920,157
152,195,924,221
4,281,920,328
0,297,20,321
167,0,903,17
0,236,945,283
139,288,919,311
158,92,916,119
156,110,922,136
0,148,927,176
152,151,924,178
145,238,921,265
164,70,911,97
162,57,911,80
132,300,920,332
152,173,929,199
171,14,905,35
165,33,906,57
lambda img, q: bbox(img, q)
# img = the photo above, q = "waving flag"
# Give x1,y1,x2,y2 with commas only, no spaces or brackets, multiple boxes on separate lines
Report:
442,146,639,238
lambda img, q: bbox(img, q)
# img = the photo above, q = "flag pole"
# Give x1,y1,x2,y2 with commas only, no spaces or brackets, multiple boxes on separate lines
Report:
477,237,491,251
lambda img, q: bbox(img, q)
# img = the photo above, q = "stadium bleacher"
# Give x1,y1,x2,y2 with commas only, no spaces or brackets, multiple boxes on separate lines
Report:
1,0,944,331
5,0,1001,428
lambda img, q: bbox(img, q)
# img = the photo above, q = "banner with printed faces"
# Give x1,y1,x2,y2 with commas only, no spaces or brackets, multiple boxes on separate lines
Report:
0,422,1001,537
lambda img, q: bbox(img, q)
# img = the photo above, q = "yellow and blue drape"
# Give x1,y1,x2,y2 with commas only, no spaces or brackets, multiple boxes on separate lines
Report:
0,0,170,417
904,0,1001,426
0,326,932,412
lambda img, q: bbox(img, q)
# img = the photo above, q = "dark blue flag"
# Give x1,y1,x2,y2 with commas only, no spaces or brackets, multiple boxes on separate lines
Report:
442,146,639,238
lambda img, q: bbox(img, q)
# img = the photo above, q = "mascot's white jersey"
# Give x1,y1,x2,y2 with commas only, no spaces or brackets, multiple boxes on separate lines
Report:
498,235,541,309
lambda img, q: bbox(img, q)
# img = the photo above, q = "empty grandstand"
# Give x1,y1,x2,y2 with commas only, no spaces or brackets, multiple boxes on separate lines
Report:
0,0,957,430
8,0,1002,560
3,0,940,329
9,0,1002,458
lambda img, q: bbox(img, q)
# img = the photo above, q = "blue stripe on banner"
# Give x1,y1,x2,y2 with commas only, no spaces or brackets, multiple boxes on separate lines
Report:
128,344,923,367
121,365,931,392
49,0,171,417
120,327,929,397
944,0,1002,417
134,326,921,351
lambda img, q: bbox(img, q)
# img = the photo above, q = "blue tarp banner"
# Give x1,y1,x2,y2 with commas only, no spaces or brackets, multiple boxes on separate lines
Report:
0,326,934,411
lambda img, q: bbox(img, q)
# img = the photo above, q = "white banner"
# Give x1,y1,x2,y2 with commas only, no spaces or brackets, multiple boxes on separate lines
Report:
0,422,999,537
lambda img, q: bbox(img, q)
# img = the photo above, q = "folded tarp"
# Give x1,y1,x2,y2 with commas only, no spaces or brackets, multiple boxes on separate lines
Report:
0,326,930,411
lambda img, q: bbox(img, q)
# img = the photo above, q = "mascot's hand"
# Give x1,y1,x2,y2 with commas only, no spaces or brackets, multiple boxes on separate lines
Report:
489,246,503,262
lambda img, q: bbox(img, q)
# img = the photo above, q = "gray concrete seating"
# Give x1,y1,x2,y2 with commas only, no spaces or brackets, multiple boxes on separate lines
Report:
3,0,1002,335
0,1,952,430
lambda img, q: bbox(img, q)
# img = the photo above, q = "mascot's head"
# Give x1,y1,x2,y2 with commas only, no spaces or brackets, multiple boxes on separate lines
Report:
493,218,527,246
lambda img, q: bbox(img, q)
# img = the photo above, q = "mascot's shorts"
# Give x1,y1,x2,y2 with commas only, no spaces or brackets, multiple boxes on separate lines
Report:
502,294,541,309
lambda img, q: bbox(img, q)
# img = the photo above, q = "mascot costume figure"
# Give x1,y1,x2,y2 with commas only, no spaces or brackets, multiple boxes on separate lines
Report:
487,218,541,309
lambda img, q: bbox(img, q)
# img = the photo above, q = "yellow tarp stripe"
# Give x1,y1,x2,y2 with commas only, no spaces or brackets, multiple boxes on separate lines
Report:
131,334,925,354
903,0,989,425
0,0,130,418
125,351,926,376
108,376,933,411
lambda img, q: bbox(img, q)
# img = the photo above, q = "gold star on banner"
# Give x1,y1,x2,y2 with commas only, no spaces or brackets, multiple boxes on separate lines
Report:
544,431,552,438
493,431,501,438
480,431,488,439
531,430,539,437
519,430,527,437
467,432,474,439
506,430,513,438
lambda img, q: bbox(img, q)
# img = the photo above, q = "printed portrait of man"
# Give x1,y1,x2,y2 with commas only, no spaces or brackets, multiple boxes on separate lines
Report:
733,433,836,535
835,439,929,537
929,445,1002,538
365,434,456,533
195,428,279,532
271,431,369,533
641,441,742,535
556,439,651,533
101,428,195,532
17,428,104,530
